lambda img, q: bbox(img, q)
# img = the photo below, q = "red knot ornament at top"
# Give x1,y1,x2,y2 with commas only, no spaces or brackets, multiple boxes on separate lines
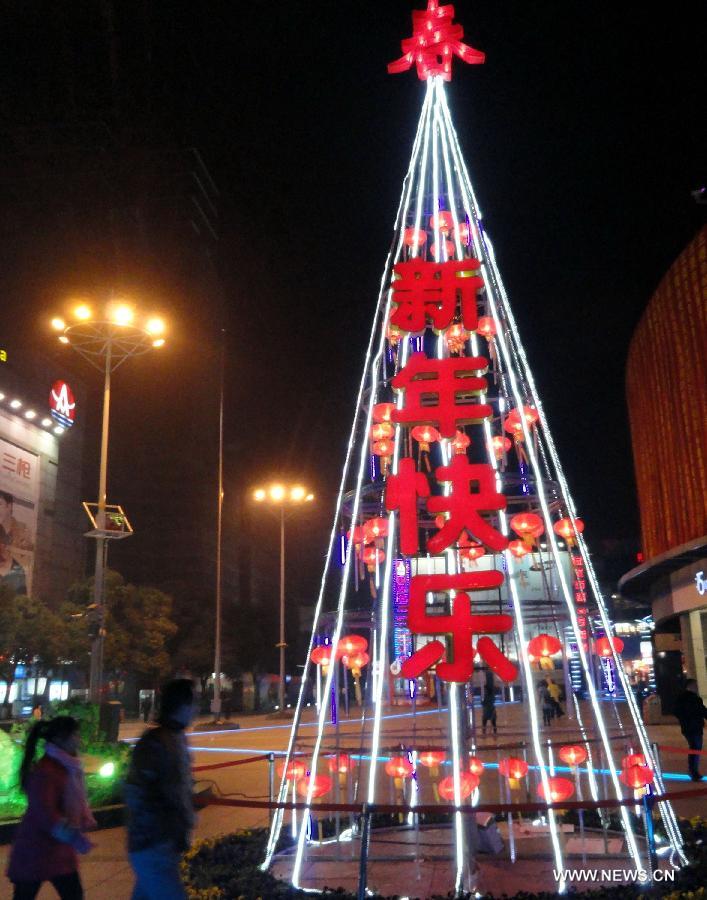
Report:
388,1,485,82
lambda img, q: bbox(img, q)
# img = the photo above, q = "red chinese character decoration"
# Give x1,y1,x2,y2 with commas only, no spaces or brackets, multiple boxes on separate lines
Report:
400,574,518,684
388,1,485,83
385,458,430,556
392,352,492,437
390,260,483,334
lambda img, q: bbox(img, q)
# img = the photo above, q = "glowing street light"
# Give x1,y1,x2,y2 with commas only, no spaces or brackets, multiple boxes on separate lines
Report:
49,297,168,703
252,481,315,712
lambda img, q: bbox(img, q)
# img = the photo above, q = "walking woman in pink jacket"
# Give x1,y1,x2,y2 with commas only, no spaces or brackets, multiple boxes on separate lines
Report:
7,716,95,899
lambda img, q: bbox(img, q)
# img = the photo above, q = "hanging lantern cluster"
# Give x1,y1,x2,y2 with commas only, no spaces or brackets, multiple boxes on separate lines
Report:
504,406,539,442
370,421,394,442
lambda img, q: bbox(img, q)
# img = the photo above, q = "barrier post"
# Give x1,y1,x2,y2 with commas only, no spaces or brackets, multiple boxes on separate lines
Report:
268,753,275,826
643,792,656,880
357,803,371,900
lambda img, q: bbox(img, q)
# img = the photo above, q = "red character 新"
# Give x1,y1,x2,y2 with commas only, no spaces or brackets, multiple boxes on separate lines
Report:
400,573,517,683
392,352,492,438
427,456,508,553
390,260,483,334
385,458,430,556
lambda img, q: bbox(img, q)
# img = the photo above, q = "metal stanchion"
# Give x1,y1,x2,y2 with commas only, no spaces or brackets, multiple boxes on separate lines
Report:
268,753,275,826
357,803,372,900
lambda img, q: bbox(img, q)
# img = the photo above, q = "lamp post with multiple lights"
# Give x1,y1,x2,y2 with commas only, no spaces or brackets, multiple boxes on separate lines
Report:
253,483,314,712
51,300,167,702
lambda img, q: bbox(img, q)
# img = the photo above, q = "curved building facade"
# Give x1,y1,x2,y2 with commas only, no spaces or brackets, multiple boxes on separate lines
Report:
620,226,707,709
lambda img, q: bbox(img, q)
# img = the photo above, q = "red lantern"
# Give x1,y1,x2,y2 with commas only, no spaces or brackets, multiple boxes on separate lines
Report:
444,323,468,352
372,439,394,458
504,406,539,439
429,211,454,234
362,547,385,572
430,239,456,260
339,634,368,656
558,745,588,767
311,644,338,669
498,757,528,780
468,756,485,776
451,430,471,454
347,526,366,547
508,539,530,559
278,759,306,781
327,753,353,775
620,765,653,789
385,756,414,779
459,544,484,562
537,776,574,803
296,774,332,798
491,435,512,459
344,650,370,676
363,517,388,542
403,227,427,249
438,772,479,800
622,753,646,769
411,425,441,451
454,221,472,245
418,750,446,769
595,636,624,658
553,517,585,544
527,634,562,659
370,422,394,442
510,512,544,541
373,402,395,423
477,316,497,339
434,514,447,530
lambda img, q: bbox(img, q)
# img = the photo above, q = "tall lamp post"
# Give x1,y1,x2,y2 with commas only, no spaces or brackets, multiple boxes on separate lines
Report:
50,300,167,702
253,483,314,712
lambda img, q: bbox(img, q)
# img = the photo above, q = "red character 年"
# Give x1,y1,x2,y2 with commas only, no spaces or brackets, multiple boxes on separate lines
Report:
392,352,492,438
400,574,517,683
390,259,483,334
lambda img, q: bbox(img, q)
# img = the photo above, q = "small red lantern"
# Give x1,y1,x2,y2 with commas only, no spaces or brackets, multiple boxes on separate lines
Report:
595,636,624,658
559,745,588,767
508,539,530,559
438,772,479,800
430,239,456,260
370,422,394,442
344,650,370,676
278,759,306,781
373,402,395,423
339,634,368,656
460,544,484,562
553,517,585,544
296,774,332,798
491,435,512,459
468,757,485,777
385,756,414,779
620,765,653,789
363,517,388,542
327,753,353,775
622,753,646,769
429,211,454,234
435,514,447,530
418,750,446,769
498,757,528,780
527,634,562,659
372,439,394,458
451,430,471,454
347,526,366,547
411,425,441,452
537,776,574,803
454,221,472,245
504,406,539,440
444,322,468,352
311,644,338,670
403,227,427,249
361,547,385,572
477,316,497,339
510,512,544,541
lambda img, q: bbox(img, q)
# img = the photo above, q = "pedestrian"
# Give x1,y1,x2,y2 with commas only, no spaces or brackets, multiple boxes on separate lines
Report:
7,716,95,900
125,679,198,898
481,670,497,736
140,697,150,724
31,702,43,721
673,678,707,782
546,678,564,719
538,678,554,727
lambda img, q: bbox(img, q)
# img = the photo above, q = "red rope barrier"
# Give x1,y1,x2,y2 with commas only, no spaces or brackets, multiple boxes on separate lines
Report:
192,754,270,773
657,744,707,756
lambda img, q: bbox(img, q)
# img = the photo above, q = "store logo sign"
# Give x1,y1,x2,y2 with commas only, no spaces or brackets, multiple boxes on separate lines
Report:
49,380,76,428
696,571,706,597
0,349,7,362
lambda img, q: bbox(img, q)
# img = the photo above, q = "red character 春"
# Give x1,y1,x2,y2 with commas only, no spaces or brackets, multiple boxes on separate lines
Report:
390,259,483,334
392,352,492,438
385,458,430,556
400,573,517,683
427,456,508,553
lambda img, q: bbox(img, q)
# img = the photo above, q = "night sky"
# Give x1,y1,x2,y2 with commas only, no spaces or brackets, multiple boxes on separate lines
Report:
1,1,704,582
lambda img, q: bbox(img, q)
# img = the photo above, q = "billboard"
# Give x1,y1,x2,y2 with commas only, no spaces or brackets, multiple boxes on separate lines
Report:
0,438,39,596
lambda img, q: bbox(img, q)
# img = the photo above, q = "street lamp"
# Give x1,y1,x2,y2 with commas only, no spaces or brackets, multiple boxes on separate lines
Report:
253,483,314,712
50,299,167,702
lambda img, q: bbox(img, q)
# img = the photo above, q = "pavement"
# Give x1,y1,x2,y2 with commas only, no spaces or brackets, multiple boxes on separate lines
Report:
0,702,704,899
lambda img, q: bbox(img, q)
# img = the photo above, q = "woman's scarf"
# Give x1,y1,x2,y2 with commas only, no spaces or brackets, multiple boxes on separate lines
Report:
44,742,96,830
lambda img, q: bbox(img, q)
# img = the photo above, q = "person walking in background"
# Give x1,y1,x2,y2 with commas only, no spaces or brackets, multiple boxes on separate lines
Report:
140,697,150,724
125,679,198,898
481,670,497,736
538,678,554,727
673,678,707,781
7,716,95,899
546,678,564,719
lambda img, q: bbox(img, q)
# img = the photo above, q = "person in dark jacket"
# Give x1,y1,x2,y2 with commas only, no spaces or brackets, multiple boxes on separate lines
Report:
673,678,707,781
125,679,197,898
7,716,95,900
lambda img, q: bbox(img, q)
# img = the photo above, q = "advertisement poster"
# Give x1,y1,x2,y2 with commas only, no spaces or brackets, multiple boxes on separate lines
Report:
0,438,39,596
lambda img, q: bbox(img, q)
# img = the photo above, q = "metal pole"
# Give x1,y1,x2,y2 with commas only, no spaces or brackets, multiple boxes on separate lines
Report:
357,803,371,900
89,343,112,704
213,332,225,718
278,505,286,711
